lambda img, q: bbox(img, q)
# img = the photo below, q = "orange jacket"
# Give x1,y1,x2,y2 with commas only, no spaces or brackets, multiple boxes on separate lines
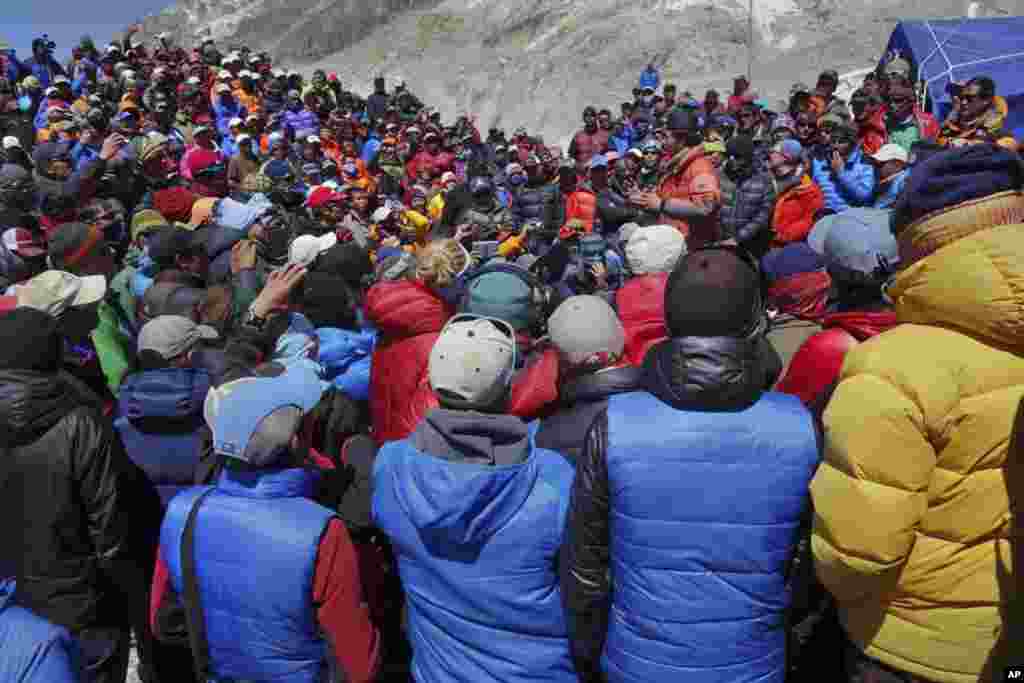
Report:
561,187,597,236
657,146,721,247
771,175,824,246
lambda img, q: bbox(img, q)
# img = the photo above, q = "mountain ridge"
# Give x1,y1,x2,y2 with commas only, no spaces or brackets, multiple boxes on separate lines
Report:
138,0,1024,144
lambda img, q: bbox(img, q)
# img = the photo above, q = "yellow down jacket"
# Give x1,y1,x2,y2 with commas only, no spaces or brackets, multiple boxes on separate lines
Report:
811,198,1022,683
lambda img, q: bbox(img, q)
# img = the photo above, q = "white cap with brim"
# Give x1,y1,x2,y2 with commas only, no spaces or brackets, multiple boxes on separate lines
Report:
288,233,337,267
548,295,625,366
16,270,107,318
2,136,22,150
429,315,516,410
869,143,909,164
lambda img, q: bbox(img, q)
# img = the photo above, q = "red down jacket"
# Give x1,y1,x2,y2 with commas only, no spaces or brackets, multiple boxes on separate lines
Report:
776,309,899,406
365,280,452,445
616,273,668,366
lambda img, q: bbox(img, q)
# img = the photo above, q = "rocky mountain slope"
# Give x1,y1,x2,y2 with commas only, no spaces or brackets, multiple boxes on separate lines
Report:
140,0,1024,144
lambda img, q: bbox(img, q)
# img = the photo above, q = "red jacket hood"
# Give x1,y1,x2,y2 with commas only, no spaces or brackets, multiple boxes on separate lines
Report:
821,309,899,341
365,280,452,340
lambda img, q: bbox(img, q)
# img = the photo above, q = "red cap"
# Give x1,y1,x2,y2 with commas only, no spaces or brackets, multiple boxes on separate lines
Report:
2,228,46,258
328,72,339,83
306,186,343,209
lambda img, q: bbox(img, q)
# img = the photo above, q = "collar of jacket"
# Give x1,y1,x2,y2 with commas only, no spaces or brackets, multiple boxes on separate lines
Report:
560,365,644,405
217,466,319,500
641,335,767,412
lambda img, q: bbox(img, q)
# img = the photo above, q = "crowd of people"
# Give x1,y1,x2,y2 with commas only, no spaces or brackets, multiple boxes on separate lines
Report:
0,25,1021,683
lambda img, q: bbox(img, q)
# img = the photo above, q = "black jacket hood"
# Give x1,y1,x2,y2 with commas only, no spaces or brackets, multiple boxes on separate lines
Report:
0,370,80,447
641,335,781,412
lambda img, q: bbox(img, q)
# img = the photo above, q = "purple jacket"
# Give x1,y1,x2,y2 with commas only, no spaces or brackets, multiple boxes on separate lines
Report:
282,108,320,139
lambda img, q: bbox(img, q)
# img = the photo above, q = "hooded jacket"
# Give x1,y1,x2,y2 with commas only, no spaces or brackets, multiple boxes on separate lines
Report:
0,579,81,682
114,367,212,505
561,335,817,683
776,308,899,407
811,146,876,214
0,369,162,634
372,409,577,682
365,280,452,444
811,214,1024,683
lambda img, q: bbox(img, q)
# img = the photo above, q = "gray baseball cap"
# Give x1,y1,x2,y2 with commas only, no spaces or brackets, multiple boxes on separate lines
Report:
428,315,516,411
548,295,625,366
138,315,219,360
808,208,899,276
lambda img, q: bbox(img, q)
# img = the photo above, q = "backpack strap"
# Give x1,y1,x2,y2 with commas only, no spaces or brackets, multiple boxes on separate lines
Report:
181,488,217,682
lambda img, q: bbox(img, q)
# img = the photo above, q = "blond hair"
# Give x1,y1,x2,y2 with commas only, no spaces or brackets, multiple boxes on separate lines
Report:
416,238,468,290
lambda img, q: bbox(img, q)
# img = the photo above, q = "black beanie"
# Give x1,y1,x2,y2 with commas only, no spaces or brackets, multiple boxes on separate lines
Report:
726,134,755,160
316,242,372,289
301,273,357,330
664,249,761,338
0,308,62,372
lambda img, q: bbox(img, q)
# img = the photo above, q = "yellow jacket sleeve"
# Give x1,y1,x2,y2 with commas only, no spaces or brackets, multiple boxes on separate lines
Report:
811,365,936,604
497,234,525,258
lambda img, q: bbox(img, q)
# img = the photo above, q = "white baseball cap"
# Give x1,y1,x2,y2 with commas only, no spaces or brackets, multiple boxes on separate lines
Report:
228,117,244,128
428,315,517,410
625,224,687,275
16,270,107,317
288,233,338,267
371,206,393,222
869,143,909,164
2,136,22,150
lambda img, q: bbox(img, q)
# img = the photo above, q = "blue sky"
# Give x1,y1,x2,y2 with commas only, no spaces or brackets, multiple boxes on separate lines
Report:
2,0,172,59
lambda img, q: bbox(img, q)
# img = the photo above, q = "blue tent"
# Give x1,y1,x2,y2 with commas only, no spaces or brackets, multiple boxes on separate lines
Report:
882,18,1024,139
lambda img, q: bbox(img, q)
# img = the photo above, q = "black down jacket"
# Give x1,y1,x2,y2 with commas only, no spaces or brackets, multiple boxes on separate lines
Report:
0,369,162,634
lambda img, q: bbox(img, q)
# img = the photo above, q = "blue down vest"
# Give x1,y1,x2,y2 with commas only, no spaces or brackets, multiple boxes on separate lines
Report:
602,391,818,683
372,438,576,683
115,368,211,505
161,468,334,683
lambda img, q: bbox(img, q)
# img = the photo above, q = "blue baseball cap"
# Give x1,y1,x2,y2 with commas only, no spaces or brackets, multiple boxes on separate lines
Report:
588,154,609,170
204,363,325,463
808,208,899,276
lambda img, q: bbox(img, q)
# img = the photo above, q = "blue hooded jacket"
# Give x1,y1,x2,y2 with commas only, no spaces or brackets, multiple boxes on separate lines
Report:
372,413,577,683
811,146,876,213
316,327,376,402
115,368,212,505
0,579,81,683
